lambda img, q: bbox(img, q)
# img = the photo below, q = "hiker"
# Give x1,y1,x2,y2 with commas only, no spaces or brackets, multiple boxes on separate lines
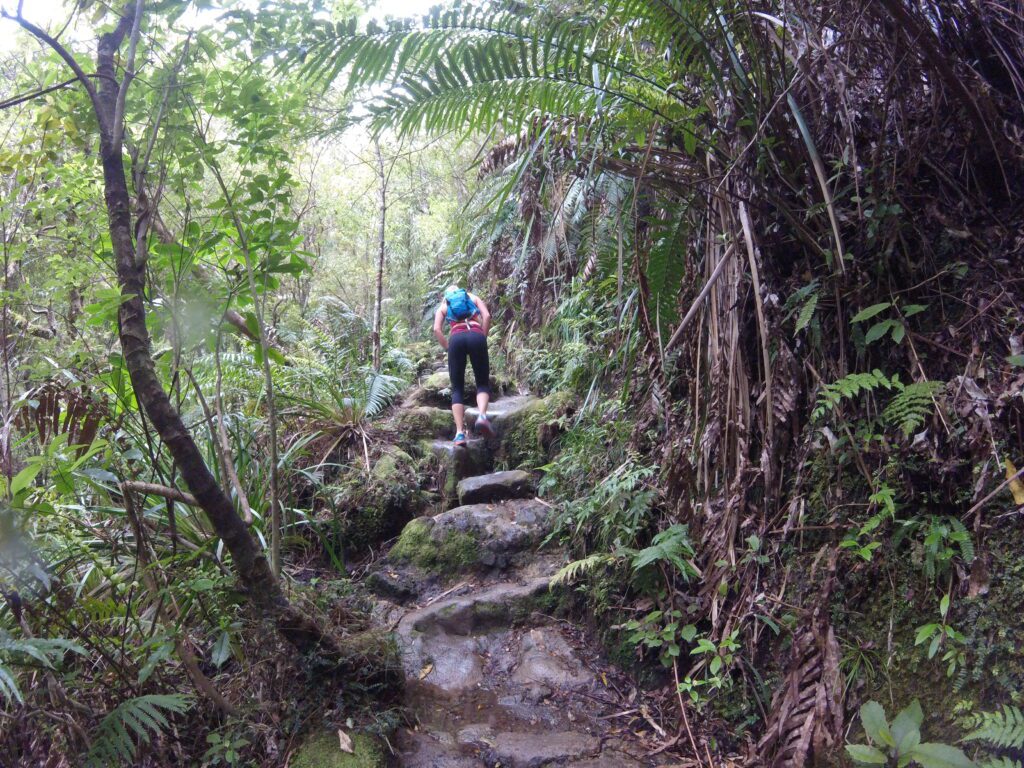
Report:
433,284,494,446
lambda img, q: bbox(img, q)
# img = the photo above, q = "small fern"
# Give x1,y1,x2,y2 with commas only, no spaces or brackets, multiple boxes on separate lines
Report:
550,553,615,586
0,633,85,702
883,380,943,436
812,369,898,421
964,706,1024,749
87,694,192,766
979,758,1022,768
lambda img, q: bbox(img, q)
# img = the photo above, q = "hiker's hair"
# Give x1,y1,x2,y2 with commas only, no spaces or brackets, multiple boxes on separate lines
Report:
444,284,459,294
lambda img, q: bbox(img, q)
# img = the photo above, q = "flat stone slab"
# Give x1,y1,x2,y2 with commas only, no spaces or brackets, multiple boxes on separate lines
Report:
486,731,602,768
397,578,551,692
465,394,540,438
395,730,486,768
457,470,536,505
511,627,594,691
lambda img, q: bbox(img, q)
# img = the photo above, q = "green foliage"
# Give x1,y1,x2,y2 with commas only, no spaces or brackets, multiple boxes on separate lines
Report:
963,706,1024,750
812,370,899,421
0,633,85,703
884,381,945,437
87,694,192,767
847,699,973,767
915,596,968,678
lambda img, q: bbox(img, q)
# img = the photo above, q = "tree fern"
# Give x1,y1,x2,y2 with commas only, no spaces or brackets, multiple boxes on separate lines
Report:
87,694,192,766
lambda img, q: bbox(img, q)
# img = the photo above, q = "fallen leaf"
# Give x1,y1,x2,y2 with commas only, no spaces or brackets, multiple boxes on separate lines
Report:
418,663,433,680
337,729,353,754
1006,460,1024,505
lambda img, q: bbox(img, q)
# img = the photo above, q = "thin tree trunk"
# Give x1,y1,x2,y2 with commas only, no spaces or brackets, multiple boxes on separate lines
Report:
372,139,387,371
8,2,334,655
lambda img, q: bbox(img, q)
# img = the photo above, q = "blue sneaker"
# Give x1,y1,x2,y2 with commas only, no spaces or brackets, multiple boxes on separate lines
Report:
453,432,467,446
475,415,495,438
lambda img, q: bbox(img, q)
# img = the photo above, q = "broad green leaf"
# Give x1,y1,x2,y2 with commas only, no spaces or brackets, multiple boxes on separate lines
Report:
860,701,894,746
11,464,42,497
846,744,889,765
851,302,892,323
939,593,950,619
891,700,923,752
865,320,895,345
910,743,974,768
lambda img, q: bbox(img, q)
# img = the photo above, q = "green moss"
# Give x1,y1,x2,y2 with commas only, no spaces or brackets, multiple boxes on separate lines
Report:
499,391,572,470
370,446,414,483
389,517,479,573
290,731,385,768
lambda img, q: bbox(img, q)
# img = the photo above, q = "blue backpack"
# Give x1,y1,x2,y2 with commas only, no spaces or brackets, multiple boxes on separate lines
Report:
445,288,477,322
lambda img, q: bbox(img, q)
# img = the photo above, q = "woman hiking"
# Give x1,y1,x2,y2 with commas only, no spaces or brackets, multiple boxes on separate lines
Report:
433,284,494,446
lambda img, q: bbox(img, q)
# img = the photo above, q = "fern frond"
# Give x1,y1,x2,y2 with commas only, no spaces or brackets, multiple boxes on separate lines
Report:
87,694,191,766
883,380,943,436
0,633,86,702
812,370,898,421
964,705,1024,748
550,553,615,586
979,758,1022,768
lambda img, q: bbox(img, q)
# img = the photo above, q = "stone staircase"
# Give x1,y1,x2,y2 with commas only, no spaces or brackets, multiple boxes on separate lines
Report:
367,373,653,768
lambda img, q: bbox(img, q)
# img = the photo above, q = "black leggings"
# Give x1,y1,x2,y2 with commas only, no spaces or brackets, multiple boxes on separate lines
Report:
448,331,490,406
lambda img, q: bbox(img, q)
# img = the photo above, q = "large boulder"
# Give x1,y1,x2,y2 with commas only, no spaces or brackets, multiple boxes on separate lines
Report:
389,499,553,572
403,369,514,408
457,470,535,505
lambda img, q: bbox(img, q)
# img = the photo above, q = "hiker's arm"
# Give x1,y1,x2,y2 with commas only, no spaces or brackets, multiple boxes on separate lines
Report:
433,304,448,350
472,294,491,335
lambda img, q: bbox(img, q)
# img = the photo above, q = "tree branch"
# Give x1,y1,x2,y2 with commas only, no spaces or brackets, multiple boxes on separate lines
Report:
1,6,100,111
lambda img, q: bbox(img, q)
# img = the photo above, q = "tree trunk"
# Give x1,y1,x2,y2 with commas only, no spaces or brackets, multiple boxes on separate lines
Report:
371,140,387,371
11,2,336,656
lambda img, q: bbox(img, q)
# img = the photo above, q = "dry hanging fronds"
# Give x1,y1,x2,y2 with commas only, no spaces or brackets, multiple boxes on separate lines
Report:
755,553,843,767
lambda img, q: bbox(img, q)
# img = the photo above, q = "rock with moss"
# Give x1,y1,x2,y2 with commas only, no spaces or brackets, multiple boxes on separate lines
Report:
319,448,428,555
403,369,514,408
389,498,552,574
467,391,572,469
389,516,480,573
290,730,385,768
393,406,454,441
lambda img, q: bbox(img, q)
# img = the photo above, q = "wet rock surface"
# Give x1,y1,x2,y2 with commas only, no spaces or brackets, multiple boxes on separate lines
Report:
457,469,536,505
371,389,656,767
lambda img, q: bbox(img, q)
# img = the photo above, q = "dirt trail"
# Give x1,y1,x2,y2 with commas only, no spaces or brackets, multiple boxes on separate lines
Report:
366,371,659,768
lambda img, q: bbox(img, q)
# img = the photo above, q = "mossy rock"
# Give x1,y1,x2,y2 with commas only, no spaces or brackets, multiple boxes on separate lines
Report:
498,391,573,469
389,516,479,573
319,451,427,555
404,369,515,408
370,446,415,483
291,731,385,768
393,406,453,441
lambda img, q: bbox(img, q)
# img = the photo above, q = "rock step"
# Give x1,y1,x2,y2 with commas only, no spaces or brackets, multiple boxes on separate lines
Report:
425,437,494,483
457,469,536,505
389,498,554,576
464,393,541,439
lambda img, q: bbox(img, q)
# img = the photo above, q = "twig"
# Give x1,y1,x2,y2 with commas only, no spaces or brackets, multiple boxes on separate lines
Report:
964,464,1024,519
121,480,198,507
665,243,738,353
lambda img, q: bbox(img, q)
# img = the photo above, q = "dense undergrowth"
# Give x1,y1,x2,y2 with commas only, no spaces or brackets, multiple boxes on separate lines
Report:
1,0,1023,766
